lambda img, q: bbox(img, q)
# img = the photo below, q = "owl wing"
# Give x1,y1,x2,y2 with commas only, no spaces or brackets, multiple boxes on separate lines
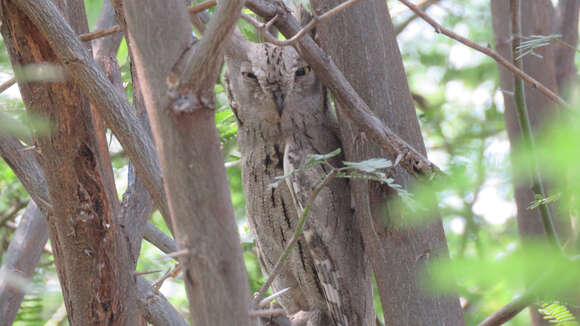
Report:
283,140,349,326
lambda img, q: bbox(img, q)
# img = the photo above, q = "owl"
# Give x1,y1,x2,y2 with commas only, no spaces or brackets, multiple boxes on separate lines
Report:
224,33,374,326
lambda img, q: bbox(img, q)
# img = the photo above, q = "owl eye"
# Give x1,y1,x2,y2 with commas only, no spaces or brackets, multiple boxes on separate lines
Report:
242,71,258,80
295,66,311,77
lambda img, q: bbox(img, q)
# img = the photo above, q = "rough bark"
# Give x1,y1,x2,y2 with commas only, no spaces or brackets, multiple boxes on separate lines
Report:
0,130,187,326
121,0,251,325
555,0,579,92
0,201,47,326
490,0,575,324
309,1,464,325
0,0,138,323
7,0,170,224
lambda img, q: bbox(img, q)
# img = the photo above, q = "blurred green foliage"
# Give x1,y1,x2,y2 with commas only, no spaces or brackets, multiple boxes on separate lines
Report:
0,0,577,325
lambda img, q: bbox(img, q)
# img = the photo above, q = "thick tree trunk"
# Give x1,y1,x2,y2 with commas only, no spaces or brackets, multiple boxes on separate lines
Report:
121,0,251,325
0,130,188,326
0,0,138,324
309,1,464,325
490,0,578,324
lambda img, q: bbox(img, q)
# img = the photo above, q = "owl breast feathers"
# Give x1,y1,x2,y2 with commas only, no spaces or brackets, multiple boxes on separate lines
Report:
225,39,374,326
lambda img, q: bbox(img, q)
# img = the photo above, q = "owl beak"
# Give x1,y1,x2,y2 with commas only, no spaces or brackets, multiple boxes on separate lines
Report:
273,91,285,115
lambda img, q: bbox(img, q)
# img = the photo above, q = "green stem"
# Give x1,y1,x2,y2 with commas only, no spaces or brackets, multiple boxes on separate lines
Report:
252,170,338,307
510,0,560,250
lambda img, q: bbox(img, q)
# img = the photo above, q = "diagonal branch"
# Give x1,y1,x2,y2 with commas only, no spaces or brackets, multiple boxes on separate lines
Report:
241,0,363,46
11,0,169,222
0,119,186,326
396,0,567,107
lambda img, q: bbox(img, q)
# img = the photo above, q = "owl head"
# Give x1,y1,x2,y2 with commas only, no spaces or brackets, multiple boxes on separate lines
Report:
224,35,325,128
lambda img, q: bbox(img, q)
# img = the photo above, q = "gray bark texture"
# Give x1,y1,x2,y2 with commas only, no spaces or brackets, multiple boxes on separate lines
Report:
490,0,578,324
0,201,47,326
121,0,251,325
0,129,187,326
309,0,465,325
0,0,139,323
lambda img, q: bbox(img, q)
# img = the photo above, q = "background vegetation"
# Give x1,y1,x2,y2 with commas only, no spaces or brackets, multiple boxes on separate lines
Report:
0,0,578,325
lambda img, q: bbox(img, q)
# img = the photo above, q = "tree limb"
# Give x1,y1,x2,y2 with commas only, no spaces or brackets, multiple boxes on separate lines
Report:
241,0,363,46
478,289,537,326
122,0,251,324
396,0,567,107
10,0,170,223
0,116,185,326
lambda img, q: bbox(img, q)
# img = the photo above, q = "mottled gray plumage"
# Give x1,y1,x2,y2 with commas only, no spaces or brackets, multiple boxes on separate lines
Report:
225,36,374,326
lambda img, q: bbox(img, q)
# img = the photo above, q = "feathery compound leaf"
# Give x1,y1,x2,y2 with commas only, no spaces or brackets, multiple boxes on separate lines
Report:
538,301,579,326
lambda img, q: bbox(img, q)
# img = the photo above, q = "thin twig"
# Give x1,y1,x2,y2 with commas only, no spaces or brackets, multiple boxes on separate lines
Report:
249,308,286,317
0,77,16,94
225,159,241,168
165,248,190,259
251,170,338,307
0,200,27,227
153,264,183,292
394,0,441,36
258,287,290,308
510,0,560,251
188,0,217,15
478,290,536,326
0,26,122,95
391,0,433,18
133,269,162,276
79,25,122,42
553,38,580,55
478,272,553,326
396,0,567,107
241,0,363,46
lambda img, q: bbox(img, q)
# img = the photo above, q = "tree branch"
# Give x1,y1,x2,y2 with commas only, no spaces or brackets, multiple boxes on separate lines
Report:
79,25,122,42
0,114,185,326
0,21,122,95
11,0,170,223
396,0,567,107
122,0,251,323
241,0,363,46
188,0,217,15
393,0,441,36
478,287,537,326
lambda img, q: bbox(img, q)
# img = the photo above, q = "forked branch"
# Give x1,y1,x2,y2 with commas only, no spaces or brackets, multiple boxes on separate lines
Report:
241,0,363,46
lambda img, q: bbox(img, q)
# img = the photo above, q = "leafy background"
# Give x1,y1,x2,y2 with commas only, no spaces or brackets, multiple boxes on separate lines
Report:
0,0,578,325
